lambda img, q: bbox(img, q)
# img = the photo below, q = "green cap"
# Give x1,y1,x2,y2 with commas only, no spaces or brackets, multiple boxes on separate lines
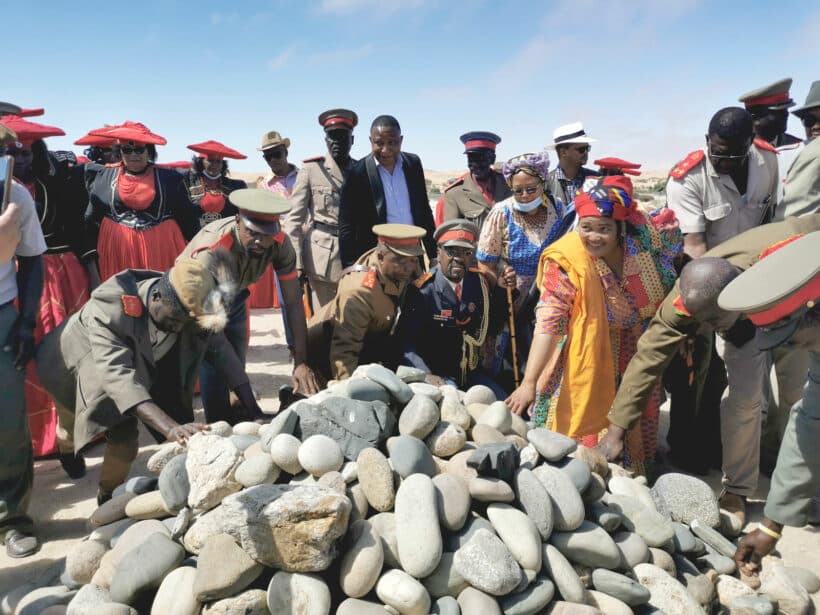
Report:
738,77,795,110
434,219,479,249
229,188,291,235
372,223,426,257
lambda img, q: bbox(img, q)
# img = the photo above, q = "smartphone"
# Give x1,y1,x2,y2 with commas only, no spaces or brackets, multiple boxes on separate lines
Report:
0,155,13,214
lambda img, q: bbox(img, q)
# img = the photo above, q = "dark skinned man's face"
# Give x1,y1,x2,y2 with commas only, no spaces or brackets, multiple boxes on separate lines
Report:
325,128,354,162
437,244,474,283
370,126,402,171
236,215,277,257
148,291,189,333
377,249,417,285
706,133,752,175
467,150,495,182
749,108,788,142
7,144,33,182
263,146,289,176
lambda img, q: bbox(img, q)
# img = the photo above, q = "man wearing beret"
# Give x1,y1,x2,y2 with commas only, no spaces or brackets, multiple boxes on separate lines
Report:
307,223,426,381
721,232,820,575
778,80,820,220
436,132,511,231
181,189,321,422
596,214,820,525
36,253,260,506
0,105,46,558
402,219,511,397
285,109,358,309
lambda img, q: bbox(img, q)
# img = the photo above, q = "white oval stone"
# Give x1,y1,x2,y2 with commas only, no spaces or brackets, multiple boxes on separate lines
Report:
486,503,542,571
432,473,471,531
270,433,303,475
235,455,280,488
478,401,512,433
375,569,431,615
425,422,467,458
298,434,344,477
395,473,442,578
339,520,384,598
267,571,331,615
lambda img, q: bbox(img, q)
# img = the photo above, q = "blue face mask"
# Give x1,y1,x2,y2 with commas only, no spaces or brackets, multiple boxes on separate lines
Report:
512,195,543,213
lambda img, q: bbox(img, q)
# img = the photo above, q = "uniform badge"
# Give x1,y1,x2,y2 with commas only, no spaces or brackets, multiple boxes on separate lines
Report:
361,269,377,289
121,295,143,318
672,295,691,317
468,302,476,312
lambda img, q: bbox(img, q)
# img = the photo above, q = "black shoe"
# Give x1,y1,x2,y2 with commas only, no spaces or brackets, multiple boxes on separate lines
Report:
59,452,86,479
5,530,40,558
96,490,113,506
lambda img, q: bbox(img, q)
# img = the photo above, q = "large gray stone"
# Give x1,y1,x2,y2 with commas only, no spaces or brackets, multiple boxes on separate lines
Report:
433,473,471,531
550,521,622,569
526,428,577,461
551,457,592,493
399,394,441,439
532,464,585,531
366,364,414,403
443,513,496,552
346,377,392,404
185,433,242,513
487,503,542,571
651,473,720,528
607,494,675,548
633,563,706,615
157,453,189,513
259,408,299,452
150,566,199,615
295,396,397,460
193,533,263,601
612,530,650,568
109,532,185,605
499,576,555,615
267,572,331,615
690,518,737,559
463,384,497,406
66,540,108,585
453,528,521,596
467,441,518,482
586,501,622,532
591,568,650,606
388,434,437,477
513,467,553,540
395,473,442,578
542,544,587,604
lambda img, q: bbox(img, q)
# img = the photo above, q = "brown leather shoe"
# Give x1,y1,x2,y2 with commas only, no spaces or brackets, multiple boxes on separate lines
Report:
5,529,40,558
719,491,747,528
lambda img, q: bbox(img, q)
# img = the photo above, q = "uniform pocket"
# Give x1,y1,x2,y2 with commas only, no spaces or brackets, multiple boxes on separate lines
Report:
703,202,732,221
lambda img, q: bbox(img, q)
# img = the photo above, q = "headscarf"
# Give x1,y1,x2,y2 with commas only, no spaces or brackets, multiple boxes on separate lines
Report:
574,175,634,221
501,151,550,185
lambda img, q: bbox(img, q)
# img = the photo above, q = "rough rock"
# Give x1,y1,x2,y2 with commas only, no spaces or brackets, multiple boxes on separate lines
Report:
532,464,585,531
267,572,331,615
399,394,441,439
193,533,263,601
388,435,437,477
586,590,633,615
633,563,707,615
185,433,242,513
513,467,553,540
317,470,346,494
375,569,431,615
64,540,108,586
339,520,384,598
651,473,721,527
526,428,577,461
550,521,622,569
395,473,442,578
150,566,199,615
759,563,811,615
181,505,225,554
298,434,344,477
146,442,185,474
235,454,280,487
453,528,521,596
715,573,755,607
467,441,518,482
201,589,268,615
425,422,466,457
270,433,303,475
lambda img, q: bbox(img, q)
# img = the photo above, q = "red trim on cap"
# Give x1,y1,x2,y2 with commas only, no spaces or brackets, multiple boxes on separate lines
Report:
745,92,790,107
378,237,422,247
749,275,820,326
323,116,354,128
438,229,476,244
464,139,497,150
759,234,804,260
241,211,281,223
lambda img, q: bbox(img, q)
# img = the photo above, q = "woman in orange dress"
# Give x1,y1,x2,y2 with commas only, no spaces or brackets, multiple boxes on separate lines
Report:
84,121,197,281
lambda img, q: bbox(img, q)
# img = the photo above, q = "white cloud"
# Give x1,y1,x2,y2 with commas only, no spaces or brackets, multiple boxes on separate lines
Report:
269,46,298,71
315,0,427,16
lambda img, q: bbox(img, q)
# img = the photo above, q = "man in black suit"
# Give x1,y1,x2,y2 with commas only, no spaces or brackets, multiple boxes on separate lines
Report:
339,115,436,267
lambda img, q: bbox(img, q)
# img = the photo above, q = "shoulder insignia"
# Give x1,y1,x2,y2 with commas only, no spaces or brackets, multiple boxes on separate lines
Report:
413,272,434,288
361,269,377,289
669,151,705,179
672,295,691,318
302,155,325,163
190,232,235,258
443,172,469,191
753,137,777,154
121,295,143,318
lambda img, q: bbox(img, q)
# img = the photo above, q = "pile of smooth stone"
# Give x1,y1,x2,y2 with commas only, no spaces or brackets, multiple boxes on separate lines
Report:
6,363,819,615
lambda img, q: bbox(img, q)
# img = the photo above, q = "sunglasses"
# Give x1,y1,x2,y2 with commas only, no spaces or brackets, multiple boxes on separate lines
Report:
121,145,147,155
707,139,750,161
801,113,820,127
263,149,286,160
573,145,591,154
511,186,541,196
442,246,474,258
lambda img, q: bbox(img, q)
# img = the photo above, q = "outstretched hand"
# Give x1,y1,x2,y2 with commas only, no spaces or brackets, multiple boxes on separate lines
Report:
734,527,779,576
505,383,535,416
596,425,626,462
167,422,209,445
293,362,322,396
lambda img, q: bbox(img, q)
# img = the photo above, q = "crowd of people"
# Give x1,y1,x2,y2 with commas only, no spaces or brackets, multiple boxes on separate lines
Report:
0,76,818,575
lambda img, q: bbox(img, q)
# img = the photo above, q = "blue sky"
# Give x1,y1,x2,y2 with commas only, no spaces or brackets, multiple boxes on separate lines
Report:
8,0,818,174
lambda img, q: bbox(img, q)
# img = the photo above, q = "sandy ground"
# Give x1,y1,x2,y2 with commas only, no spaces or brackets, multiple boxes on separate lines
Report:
1,309,818,609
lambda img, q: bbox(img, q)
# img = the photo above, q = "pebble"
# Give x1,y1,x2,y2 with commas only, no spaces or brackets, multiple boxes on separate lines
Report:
369,512,401,569
689,518,737,558
298,434,344,477
673,553,715,607
340,460,358,483
633,563,706,615
532,464,585,531
375,569,431,615
591,568,650,606
421,552,469,599
608,476,656,511
202,589,268,614
433,473,471,531
146,442,185,474
109,532,185,605
150,566,199,615
366,364,414,404
551,521,622,570
431,596,460,615
471,423,506,445
235,454,280,487
463,384,497,406
671,522,698,553
357,447,395,512
337,598,395,615
453,528,521,596
457,587,502,615
443,514,496,552
500,576,555,615
397,366,428,383
157,453,190,513
542,544,587,604
388,435,437,477
339,520,384,598
259,408,298,452
729,595,776,615
440,396,471,431
66,540,108,585
270,433,304,475
112,476,158,497
582,472,606,503
553,457,592,493
513,467,553,540
88,494,136,530
586,590,633,615
715,574,755,607
785,566,820,594
231,421,260,436
124,491,171,520
193,533,263,602
267,572,331,615
586,501,622,532
607,494,675,547
426,422,467,457
478,401,512,433
444,450,478,482
346,482,369,523
650,473,720,527
694,543,736,575
612,530,651,568
229,434,259,452
395,473,443,578
487,503,542,571
526,428,577,461
399,394,441,439
468,476,515,502
185,433,243,513
648,547,677,577
519,444,540,469
409,381,443,401
760,563,812,615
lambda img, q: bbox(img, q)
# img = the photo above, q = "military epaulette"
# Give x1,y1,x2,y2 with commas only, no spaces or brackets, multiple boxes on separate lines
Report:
668,150,705,179
121,295,143,318
413,272,434,288
190,232,235,258
443,172,469,191
302,155,325,164
753,138,777,154
361,269,377,289
672,295,691,317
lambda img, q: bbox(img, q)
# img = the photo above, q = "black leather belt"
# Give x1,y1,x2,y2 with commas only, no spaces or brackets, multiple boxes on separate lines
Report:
313,220,339,236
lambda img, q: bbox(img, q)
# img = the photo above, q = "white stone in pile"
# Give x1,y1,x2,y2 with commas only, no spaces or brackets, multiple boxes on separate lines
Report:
369,512,402,570
270,433,303,475
425,422,467,457
185,433,243,513
486,503,542,571
375,569,431,615
453,528,522,596
526,428,576,462
478,401,513,433
235,455,280,488
541,544,587,605
232,421,261,436
297,434,344,477
399,394,441,439
463,384,497,406
421,552,469,600
608,476,656,512
150,566,199,615
633,563,706,615
267,572,331,615
395,473,443,578
440,396,471,431
432,473,471,532
339,520,384,598
532,464,585,531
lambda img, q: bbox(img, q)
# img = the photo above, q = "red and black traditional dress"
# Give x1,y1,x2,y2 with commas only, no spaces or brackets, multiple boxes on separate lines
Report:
181,140,247,229
84,122,197,281
0,115,92,456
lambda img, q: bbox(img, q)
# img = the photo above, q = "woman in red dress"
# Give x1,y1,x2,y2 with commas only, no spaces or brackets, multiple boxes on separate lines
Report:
181,140,247,229
84,121,197,281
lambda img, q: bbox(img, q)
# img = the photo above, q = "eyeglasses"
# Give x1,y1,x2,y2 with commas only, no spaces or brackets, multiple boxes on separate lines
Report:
573,145,591,154
511,185,541,197
121,145,146,155
801,113,820,127
442,246,474,258
263,149,286,160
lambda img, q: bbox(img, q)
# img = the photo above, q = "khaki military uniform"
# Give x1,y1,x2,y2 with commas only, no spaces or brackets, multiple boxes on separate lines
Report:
440,171,511,232
284,155,354,307
307,248,410,380
778,137,820,220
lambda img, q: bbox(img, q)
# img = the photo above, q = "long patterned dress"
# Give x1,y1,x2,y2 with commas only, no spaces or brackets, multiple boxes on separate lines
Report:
532,209,681,477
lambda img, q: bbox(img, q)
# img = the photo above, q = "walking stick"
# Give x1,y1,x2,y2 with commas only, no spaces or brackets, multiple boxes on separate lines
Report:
302,277,314,320
507,284,520,387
